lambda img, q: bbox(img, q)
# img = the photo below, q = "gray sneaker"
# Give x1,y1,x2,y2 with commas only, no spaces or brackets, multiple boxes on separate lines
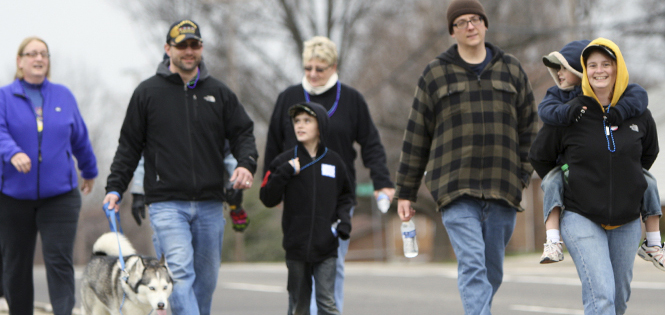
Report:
637,240,665,271
540,240,564,264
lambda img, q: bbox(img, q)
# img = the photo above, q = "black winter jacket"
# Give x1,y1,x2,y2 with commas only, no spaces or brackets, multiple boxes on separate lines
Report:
260,102,353,262
264,83,393,200
529,96,659,226
106,60,258,204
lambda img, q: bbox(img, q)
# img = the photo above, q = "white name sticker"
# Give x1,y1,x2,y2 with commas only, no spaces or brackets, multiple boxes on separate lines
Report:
321,164,336,178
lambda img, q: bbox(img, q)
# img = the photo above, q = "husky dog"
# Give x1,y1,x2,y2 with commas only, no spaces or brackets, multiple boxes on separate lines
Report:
81,232,173,315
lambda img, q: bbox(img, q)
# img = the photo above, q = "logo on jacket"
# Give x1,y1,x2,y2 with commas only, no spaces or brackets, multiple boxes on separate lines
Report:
204,95,216,103
630,124,639,132
55,107,61,112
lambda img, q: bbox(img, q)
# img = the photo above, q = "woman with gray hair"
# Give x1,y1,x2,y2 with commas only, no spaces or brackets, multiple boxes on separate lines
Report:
263,36,394,314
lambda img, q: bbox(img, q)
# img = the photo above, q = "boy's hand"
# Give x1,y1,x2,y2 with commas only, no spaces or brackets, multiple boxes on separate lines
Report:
567,104,587,124
289,158,300,175
605,107,623,126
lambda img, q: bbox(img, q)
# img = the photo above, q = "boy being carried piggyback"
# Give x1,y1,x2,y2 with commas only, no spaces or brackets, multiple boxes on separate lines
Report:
537,40,664,271
260,102,353,315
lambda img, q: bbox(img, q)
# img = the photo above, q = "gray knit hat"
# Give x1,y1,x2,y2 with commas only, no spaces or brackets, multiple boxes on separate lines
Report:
447,0,489,34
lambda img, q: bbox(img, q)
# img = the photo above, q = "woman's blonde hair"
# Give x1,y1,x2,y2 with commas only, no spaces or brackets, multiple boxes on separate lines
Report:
15,37,51,80
302,36,338,66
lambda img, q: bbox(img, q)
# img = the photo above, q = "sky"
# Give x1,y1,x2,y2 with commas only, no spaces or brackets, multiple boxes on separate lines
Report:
0,0,156,93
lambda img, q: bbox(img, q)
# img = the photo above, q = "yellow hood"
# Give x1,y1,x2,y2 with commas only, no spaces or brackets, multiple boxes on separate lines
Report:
581,38,629,108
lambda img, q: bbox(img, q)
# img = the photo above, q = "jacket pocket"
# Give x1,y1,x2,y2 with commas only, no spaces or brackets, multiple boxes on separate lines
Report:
491,79,518,117
434,82,467,100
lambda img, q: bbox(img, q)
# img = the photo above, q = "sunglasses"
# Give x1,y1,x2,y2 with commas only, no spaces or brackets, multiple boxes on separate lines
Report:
171,41,202,50
304,65,332,73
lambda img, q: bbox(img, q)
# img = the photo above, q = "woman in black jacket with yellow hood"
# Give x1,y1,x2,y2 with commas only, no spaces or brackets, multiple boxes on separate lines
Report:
529,38,659,315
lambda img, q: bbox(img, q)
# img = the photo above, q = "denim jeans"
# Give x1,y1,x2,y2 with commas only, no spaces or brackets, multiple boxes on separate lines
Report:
541,167,564,223
560,211,642,315
287,257,339,315
440,196,517,315
310,207,354,314
542,168,662,223
149,200,225,315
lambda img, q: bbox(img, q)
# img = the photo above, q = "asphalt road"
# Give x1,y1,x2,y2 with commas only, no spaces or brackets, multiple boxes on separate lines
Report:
25,253,665,314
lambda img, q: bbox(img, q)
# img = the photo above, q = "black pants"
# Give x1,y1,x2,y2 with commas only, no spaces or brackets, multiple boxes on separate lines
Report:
0,189,80,315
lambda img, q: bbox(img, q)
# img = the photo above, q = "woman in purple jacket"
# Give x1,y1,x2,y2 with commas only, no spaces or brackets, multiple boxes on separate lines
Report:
0,37,97,315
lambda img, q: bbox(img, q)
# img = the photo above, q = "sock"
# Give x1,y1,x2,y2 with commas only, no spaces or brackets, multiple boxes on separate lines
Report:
546,229,560,243
646,231,662,247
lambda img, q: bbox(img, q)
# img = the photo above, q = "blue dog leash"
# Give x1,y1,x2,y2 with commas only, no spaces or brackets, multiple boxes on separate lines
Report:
103,203,130,314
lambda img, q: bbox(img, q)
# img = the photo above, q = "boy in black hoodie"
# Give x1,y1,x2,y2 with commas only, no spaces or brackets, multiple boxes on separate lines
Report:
260,102,353,315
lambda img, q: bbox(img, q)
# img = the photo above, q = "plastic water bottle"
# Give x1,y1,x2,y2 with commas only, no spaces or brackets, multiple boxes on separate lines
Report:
401,219,418,258
377,192,390,213
331,219,340,237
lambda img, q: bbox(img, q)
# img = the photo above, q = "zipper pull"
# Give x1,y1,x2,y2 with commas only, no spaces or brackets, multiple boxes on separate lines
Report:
39,151,42,162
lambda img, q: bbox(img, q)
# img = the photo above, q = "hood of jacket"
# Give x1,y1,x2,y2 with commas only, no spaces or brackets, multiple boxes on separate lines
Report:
581,38,629,108
436,42,503,69
542,40,590,90
156,57,210,84
289,101,329,148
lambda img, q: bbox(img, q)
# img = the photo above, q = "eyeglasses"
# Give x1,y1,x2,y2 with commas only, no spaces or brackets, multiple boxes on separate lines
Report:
453,16,483,30
21,51,50,58
304,65,332,73
170,41,202,50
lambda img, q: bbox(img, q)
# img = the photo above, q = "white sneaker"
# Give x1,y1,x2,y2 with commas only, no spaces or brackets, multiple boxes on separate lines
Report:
637,240,665,271
540,240,564,264
0,297,8,312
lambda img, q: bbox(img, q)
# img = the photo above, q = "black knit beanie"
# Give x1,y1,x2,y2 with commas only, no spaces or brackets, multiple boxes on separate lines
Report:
447,0,489,34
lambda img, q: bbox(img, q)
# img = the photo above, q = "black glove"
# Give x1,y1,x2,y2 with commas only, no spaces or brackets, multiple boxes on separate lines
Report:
336,223,351,240
131,193,146,226
567,104,586,124
604,107,624,126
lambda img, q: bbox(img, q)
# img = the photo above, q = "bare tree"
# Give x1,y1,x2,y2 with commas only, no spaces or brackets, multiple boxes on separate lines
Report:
115,0,664,261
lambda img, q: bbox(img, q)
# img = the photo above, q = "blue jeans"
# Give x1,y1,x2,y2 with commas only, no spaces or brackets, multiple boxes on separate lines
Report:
149,200,226,315
542,168,661,223
310,207,354,314
560,211,642,315
440,196,517,315
287,257,339,315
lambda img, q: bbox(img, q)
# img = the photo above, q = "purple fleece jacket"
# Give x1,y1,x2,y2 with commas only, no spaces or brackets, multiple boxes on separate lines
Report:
0,79,97,200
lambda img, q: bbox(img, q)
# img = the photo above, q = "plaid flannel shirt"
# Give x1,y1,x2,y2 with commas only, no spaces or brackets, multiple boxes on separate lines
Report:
396,43,537,211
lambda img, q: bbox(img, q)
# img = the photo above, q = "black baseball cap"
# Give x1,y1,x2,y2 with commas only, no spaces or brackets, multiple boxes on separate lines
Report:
166,19,202,44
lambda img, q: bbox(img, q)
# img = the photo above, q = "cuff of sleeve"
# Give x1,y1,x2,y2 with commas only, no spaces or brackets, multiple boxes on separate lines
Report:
109,191,122,203
336,223,351,240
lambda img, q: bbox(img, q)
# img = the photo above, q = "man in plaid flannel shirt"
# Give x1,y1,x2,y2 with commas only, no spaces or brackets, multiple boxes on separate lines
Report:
395,1,537,314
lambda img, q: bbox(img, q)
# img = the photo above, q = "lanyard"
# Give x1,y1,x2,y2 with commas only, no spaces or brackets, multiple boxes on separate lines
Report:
303,81,341,117
603,106,616,153
187,68,200,89
294,145,328,172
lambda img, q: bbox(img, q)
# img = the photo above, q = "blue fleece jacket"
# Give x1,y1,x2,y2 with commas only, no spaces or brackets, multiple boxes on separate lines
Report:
0,79,97,200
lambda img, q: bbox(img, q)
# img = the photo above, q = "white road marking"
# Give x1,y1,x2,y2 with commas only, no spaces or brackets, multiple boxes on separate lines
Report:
221,282,286,293
510,304,584,314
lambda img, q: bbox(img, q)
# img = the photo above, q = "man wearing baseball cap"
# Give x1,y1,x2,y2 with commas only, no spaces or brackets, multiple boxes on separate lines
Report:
104,19,258,314
395,0,537,314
